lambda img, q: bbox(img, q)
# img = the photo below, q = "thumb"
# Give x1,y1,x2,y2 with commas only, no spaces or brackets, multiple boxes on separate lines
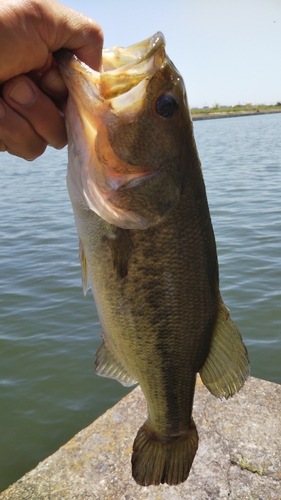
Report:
41,1,103,71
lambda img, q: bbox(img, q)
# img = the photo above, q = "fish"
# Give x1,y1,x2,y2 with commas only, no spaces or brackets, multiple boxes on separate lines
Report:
55,32,250,487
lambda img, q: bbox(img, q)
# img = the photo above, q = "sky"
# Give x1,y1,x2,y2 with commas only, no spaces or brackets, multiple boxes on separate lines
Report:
59,0,281,108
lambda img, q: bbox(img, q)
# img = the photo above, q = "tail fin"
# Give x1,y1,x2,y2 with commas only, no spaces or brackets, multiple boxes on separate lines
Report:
131,420,198,486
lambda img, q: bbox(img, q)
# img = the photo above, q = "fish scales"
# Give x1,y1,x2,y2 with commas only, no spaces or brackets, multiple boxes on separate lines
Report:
55,31,249,486
74,175,217,423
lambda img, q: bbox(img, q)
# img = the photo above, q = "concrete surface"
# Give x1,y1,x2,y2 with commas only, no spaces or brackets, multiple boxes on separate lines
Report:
1,377,280,500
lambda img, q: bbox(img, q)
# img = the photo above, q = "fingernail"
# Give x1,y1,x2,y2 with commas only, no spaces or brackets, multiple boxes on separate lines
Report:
0,101,6,119
9,80,36,106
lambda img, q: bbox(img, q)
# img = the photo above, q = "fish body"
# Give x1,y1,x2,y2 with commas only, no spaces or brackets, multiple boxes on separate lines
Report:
55,33,249,486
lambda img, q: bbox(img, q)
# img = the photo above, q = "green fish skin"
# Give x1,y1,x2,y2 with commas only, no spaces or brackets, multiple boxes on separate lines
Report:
55,32,250,487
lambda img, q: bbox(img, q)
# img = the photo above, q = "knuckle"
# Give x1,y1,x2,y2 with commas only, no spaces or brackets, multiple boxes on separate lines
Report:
4,125,47,160
0,140,7,152
54,139,67,151
22,142,47,161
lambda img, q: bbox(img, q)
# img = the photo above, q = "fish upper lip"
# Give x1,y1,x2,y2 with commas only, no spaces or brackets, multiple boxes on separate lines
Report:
102,31,165,71
54,31,165,73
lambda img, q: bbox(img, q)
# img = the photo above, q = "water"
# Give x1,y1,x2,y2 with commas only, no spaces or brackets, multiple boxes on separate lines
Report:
0,113,280,492
194,113,281,383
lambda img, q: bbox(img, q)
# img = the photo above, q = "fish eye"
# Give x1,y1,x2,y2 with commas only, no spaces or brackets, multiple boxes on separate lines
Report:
155,94,179,118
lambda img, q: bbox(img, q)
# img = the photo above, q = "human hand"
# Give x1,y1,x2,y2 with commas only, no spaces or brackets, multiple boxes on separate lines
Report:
0,0,103,160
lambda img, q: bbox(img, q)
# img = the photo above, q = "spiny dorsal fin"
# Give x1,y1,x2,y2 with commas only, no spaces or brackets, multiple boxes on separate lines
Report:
103,227,132,279
95,336,137,387
79,239,91,296
199,297,250,399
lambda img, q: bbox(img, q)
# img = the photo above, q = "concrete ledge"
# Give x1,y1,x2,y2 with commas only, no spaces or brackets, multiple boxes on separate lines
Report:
1,377,280,499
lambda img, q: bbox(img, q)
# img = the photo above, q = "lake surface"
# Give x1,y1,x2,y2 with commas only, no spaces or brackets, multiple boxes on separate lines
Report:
0,113,280,491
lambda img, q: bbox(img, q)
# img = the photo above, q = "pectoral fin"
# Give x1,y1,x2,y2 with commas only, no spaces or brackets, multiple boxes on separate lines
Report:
79,240,91,296
95,336,137,387
103,227,132,279
199,297,250,399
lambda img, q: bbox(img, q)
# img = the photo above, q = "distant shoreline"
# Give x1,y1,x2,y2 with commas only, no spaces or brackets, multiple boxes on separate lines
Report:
192,108,281,121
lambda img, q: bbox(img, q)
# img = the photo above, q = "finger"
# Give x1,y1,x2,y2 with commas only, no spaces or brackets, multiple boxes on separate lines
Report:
39,1,104,70
0,1,103,82
2,75,67,149
39,67,68,101
0,99,47,160
63,19,104,71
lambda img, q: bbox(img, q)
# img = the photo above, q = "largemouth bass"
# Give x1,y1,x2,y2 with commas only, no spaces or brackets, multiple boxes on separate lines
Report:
55,32,250,486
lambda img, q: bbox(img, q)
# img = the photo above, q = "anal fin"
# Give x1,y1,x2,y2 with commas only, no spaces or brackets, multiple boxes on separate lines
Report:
199,297,250,399
95,336,137,387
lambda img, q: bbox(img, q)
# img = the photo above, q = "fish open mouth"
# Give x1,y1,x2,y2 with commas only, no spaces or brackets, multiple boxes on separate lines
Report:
100,32,165,99
55,31,166,107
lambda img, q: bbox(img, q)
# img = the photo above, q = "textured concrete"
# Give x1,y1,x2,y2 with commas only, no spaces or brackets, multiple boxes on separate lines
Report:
1,377,280,500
